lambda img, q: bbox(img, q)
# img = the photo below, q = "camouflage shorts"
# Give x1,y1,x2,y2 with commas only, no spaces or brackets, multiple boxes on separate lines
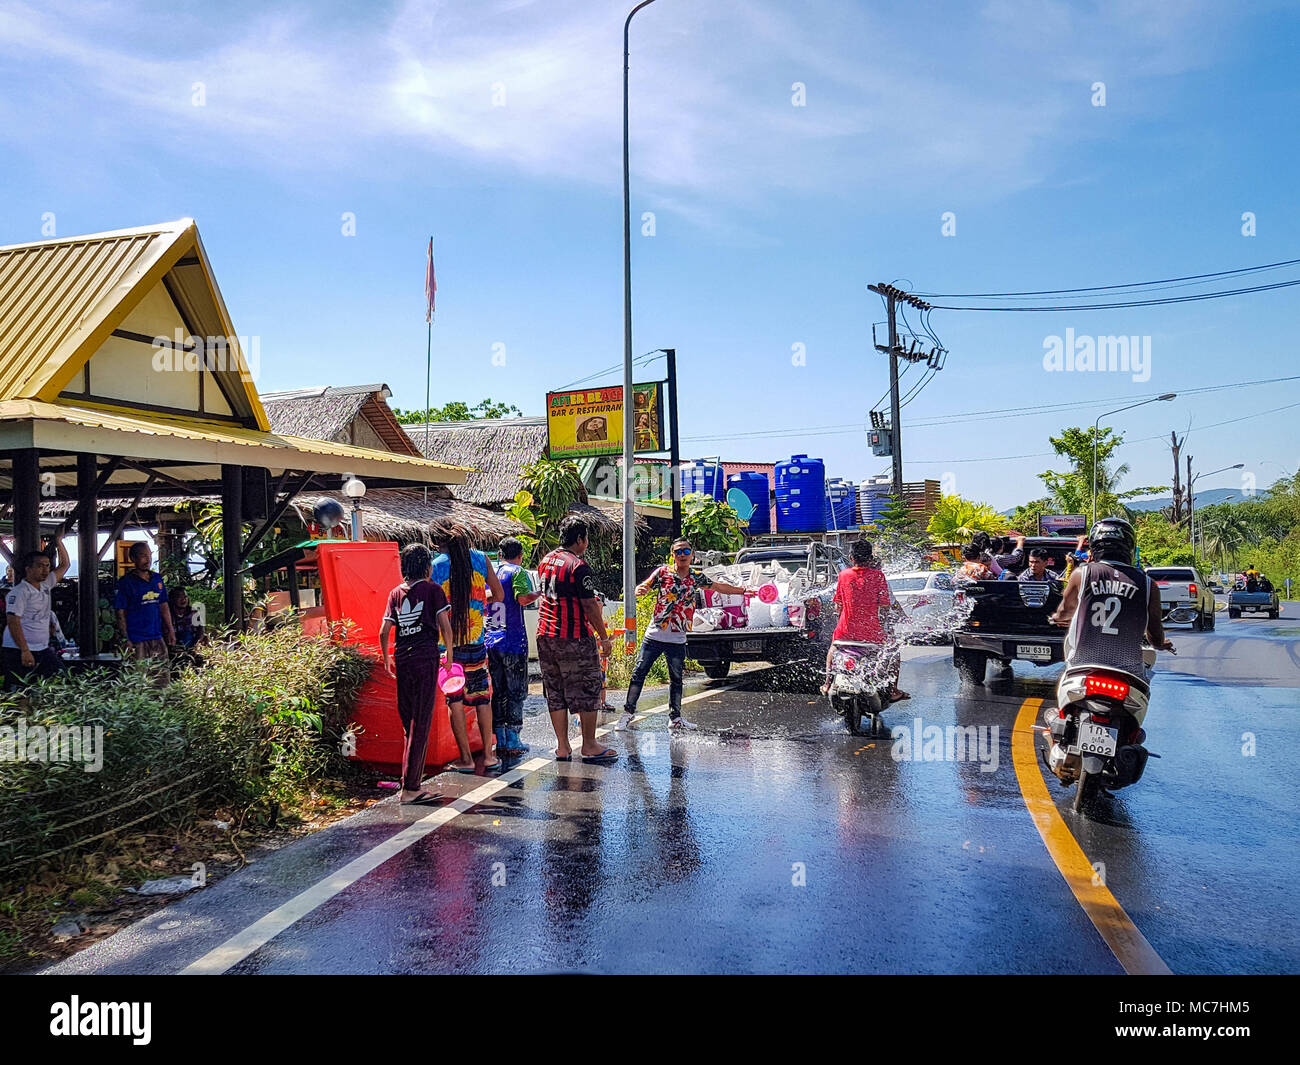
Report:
536,635,602,714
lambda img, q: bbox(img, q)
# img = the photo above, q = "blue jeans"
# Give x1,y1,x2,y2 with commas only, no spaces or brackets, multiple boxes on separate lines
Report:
487,647,528,728
623,637,687,718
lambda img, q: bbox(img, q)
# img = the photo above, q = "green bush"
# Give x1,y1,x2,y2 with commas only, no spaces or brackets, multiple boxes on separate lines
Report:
0,622,371,870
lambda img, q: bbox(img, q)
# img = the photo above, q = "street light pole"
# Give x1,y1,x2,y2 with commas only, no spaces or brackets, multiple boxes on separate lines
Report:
622,0,658,652
1189,462,1244,554
1092,393,1177,526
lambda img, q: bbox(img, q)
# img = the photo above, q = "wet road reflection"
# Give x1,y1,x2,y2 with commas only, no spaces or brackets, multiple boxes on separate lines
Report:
43,609,1300,975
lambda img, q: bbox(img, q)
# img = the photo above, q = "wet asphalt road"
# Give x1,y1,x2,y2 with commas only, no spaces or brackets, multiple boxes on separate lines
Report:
44,603,1300,975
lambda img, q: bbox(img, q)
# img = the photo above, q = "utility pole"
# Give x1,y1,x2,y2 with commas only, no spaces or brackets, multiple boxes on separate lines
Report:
1186,452,1194,543
621,0,658,652
868,283,937,500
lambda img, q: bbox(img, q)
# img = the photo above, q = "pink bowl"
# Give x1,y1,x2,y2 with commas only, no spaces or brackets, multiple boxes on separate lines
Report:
757,583,779,604
438,663,466,694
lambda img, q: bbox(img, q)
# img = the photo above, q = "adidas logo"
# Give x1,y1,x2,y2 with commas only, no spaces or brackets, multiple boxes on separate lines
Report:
396,597,423,635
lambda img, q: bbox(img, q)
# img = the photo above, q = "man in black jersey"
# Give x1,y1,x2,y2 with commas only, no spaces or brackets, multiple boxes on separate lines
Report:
1050,516,1173,674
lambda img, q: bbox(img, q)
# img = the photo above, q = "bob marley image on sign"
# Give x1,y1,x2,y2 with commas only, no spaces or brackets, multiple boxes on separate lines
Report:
546,381,665,458
577,415,609,442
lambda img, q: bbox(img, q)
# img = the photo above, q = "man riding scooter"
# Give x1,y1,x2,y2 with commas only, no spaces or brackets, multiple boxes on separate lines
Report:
1045,517,1174,810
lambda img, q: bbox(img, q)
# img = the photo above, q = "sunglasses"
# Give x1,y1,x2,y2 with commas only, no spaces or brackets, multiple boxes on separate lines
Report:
673,547,692,556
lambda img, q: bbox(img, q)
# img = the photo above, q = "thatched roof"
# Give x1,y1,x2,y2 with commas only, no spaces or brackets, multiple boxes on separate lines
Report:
262,384,421,456
288,489,521,547
406,417,549,505
38,488,525,549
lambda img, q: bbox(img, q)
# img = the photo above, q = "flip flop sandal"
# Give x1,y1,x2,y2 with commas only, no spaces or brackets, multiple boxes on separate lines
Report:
888,690,911,703
581,747,619,764
483,760,503,772
554,751,572,762
454,764,479,774
401,792,443,806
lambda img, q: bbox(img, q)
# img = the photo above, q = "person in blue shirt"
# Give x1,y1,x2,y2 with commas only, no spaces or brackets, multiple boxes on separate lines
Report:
114,542,175,665
485,537,540,755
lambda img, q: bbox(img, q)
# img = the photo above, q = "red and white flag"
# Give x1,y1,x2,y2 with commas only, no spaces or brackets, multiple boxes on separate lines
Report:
424,237,437,323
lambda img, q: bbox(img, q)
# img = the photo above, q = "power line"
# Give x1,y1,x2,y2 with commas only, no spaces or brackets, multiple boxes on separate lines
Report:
557,349,663,389
680,372,1300,444
929,276,1300,312
916,255,1300,299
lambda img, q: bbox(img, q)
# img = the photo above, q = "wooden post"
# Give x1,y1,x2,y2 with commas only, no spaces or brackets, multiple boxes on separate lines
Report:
221,464,244,628
10,448,41,562
76,453,99,656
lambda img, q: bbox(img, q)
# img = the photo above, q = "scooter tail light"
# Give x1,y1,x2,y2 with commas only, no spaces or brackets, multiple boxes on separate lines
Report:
843,656,857,672
1084,674,1129,701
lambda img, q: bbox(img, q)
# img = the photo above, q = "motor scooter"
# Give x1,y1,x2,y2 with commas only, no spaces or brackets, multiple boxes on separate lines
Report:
826,640,896,736
1041,642,1172,813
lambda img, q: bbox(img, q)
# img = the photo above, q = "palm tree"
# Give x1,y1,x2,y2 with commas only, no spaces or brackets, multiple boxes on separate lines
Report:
1197,507,1256,570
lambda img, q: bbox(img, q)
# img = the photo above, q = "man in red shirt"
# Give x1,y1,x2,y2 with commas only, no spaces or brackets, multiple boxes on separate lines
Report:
535,517,617,764
825,539,909,701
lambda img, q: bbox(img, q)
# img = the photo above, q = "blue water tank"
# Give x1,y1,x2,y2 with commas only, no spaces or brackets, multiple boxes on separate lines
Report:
727,472,771,534
775,454,826,532
680,459,725,501
826,478,855,530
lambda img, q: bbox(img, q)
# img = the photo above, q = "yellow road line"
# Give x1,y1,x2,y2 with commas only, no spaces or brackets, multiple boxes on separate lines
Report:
1011,696,1172,975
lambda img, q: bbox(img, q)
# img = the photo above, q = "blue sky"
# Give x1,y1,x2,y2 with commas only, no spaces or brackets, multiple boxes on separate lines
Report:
3,0,1299,509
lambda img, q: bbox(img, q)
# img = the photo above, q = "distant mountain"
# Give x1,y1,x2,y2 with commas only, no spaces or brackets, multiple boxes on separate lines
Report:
999,486,1267,520
1126,487,1266,512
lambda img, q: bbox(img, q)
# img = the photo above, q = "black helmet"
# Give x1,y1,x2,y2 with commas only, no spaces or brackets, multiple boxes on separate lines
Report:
1088,516,1136,565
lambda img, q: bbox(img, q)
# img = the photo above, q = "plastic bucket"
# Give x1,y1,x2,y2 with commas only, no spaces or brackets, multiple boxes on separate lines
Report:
438,663,466,694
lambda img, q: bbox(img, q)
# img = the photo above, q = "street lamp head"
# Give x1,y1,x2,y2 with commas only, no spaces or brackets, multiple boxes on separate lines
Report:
1231,463,1244,469
1157,393,1176,401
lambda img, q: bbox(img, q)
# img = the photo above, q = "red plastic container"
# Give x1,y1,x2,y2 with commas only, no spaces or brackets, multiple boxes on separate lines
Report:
315,542,484,769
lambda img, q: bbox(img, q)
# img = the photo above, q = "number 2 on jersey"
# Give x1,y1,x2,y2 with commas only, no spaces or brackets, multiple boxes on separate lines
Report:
1090,596,1121,634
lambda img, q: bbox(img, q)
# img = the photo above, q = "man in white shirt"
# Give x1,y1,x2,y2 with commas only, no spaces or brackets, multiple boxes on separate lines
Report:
3,540,70,686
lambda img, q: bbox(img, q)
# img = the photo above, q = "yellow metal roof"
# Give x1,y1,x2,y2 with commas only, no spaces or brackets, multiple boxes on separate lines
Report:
0,219,269,429
0,399,467,486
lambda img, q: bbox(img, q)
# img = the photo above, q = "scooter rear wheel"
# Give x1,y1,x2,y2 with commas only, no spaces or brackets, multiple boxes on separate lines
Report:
1073,769,1100,814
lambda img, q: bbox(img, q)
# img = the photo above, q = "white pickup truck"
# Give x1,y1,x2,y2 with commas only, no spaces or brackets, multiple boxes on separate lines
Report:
1144,565,1216,630
684,541,844,688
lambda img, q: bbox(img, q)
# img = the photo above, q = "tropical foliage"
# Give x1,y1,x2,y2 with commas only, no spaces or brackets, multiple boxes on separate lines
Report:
681,492,746,553
501,459,587,564
1036,426,1165,520
392,398,524,424
926,495,1003,542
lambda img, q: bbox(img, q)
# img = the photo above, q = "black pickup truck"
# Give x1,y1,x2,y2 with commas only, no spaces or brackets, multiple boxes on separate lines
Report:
951,537,1074,684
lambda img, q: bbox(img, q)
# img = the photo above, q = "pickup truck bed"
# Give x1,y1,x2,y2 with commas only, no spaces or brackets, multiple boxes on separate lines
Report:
684,540,842,687
1228,588,1280,618
685,622,822,679
951,536,1073,684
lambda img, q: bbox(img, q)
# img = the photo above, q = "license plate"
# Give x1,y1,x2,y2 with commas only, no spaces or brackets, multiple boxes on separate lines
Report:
735,639,763,652
1077,720,1118,757
1016,644,1052,661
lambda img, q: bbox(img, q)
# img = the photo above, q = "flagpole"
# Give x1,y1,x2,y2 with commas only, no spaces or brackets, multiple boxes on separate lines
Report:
424,235,434,504
424,315,431,503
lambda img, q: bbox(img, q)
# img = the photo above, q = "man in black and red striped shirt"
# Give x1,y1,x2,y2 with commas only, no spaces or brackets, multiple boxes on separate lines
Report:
536,516,617,764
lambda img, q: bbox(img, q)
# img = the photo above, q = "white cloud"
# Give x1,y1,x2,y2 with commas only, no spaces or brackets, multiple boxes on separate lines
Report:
0,0,1235,227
